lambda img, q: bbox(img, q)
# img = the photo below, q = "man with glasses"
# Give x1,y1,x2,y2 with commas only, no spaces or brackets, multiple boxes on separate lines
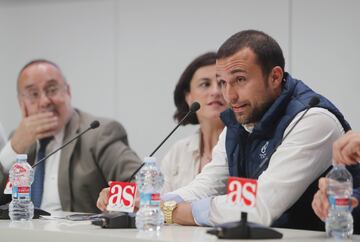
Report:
0,59,141,213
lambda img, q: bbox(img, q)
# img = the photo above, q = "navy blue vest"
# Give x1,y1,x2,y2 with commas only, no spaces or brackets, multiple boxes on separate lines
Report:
220,73,360,231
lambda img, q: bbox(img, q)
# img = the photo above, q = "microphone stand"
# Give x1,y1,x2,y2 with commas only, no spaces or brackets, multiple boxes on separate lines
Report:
207,212,282,239
127,103,199,182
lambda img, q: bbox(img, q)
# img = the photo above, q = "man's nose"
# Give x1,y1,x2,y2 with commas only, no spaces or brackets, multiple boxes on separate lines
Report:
38,92,51,107
224,85,238,103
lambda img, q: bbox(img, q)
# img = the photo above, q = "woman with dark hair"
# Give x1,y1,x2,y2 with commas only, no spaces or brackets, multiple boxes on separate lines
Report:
96,52,226,211
160,52,226,193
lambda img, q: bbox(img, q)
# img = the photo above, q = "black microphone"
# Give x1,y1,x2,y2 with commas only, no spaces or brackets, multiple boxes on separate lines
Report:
32,120,100,168
126,102,200,182
150,101,200,157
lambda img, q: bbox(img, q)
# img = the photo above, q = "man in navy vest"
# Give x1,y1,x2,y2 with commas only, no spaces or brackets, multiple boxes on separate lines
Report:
161,30,360,231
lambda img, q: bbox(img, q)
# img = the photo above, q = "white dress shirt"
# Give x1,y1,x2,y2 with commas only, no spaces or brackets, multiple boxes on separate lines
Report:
0,131,64,212
167,108,344,226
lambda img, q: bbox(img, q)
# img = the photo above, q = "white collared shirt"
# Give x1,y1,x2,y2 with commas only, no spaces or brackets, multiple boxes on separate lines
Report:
0,131,64,212
40,131,63,212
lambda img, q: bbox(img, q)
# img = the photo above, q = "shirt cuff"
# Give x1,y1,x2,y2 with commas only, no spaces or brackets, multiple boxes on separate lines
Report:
0,141,18,172
191,197,211,226
352,187,360,203
161,193,184,203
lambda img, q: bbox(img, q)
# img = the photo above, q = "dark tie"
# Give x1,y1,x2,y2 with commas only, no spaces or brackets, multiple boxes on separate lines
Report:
31,137,52,208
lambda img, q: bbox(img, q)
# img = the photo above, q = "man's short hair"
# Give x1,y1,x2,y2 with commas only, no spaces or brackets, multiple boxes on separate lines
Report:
217,30,285,77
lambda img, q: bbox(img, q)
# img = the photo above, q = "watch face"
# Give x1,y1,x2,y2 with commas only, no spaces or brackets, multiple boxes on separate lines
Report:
164,200,177,207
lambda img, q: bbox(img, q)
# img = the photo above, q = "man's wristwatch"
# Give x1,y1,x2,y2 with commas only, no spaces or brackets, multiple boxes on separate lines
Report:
162,200,177,224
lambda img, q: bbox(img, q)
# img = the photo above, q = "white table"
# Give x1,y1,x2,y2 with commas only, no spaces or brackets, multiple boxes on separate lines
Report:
0,217,359,242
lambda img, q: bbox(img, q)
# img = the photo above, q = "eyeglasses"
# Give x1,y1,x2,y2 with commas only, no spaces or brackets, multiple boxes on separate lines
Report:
21,84,66,103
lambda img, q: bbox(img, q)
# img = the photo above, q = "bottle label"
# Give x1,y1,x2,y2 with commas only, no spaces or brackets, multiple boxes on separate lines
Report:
12,186,31,199
140,193,160,206
329,196,351,210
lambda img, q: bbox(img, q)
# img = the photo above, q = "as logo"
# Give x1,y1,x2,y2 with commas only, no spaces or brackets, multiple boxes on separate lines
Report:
226,177,257,212
107,182,136,212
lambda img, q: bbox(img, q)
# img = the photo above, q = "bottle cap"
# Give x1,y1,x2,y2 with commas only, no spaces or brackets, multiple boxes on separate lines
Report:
144,156,156,163
16,154,28,160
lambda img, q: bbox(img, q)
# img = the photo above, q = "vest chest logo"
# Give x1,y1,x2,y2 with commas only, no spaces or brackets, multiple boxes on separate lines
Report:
259,141,269,159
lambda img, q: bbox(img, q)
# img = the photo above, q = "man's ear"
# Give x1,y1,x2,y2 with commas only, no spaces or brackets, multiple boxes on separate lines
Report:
268,66,283,89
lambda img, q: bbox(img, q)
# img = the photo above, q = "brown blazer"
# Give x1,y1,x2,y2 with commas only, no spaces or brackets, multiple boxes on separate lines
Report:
0,109,141,213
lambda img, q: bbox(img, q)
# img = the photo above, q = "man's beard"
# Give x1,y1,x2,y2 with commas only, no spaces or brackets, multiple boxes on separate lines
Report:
235,99,274,125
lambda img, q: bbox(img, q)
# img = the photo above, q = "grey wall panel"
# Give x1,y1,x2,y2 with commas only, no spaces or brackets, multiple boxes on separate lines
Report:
291,0,360,130
0,0,117,136
115,0,290,158
1,0,292,159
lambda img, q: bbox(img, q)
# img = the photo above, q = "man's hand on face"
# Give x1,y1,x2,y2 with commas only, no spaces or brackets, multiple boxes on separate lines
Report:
11,106,58,153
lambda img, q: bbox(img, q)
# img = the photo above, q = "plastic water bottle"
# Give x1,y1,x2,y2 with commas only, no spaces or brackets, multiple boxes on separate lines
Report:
9,154,34,221
135,157,164,231
326,164,353,239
